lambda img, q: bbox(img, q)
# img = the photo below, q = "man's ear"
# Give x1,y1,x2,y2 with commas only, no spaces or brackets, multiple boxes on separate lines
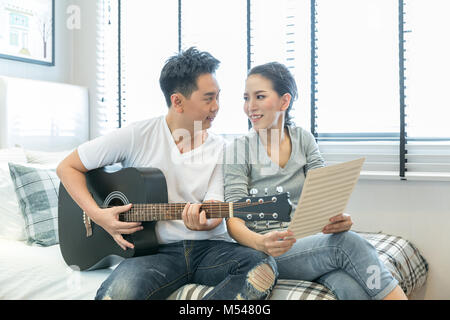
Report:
170,93,183,113
280,93,292,111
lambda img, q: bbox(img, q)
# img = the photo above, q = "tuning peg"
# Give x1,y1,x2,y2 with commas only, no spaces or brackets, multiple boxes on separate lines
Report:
264,188,268,196
276,186,283,194
250,188,258,197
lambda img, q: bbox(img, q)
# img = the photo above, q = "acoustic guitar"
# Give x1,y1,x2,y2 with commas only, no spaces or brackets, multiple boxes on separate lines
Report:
58,167,292,271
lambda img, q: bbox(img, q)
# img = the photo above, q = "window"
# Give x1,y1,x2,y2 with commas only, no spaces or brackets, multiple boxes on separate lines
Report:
96,0,121,137
403,0,450,179
10,13,28,27
119,0,178,127
250,0,311,131
9,32,19,46
180,0,248,134
119,0,247,134
313,0,401,177
97,0,450,180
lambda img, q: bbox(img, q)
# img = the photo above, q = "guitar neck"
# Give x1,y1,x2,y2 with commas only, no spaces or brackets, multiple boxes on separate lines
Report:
121,202,233,222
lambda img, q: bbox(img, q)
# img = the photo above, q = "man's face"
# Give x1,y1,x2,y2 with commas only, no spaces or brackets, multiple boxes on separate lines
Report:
181,73,220,130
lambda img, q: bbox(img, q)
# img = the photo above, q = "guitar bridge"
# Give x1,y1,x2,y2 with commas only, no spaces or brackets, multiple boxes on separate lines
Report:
83,212,93,237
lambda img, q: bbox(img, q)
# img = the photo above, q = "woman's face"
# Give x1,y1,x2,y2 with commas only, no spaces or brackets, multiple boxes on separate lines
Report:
243,74,290,132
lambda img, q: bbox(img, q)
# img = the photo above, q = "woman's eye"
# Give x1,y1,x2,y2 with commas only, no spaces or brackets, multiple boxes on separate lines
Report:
257,95,265,99
243,96,248,101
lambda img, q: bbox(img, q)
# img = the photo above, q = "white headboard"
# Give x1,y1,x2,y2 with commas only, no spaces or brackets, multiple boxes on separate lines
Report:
0,76,89,152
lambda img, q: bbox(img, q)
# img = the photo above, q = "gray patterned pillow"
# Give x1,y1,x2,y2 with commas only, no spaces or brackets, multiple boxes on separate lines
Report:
8,163,60,246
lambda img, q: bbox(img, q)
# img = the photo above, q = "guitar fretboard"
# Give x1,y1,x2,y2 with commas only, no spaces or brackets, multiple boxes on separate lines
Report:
121,203,232,221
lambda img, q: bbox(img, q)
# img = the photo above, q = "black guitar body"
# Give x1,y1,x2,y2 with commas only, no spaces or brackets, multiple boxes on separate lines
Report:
59,167,292,271
58,167,167,271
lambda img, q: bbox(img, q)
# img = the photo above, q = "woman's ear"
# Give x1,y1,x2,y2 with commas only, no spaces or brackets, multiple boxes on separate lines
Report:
280,93,292,111
170,93,184,113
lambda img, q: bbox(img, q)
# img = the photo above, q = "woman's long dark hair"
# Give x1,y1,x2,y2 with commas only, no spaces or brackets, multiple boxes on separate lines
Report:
247,62,298,127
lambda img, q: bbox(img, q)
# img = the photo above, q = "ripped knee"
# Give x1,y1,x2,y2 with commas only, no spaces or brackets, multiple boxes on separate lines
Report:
237,262,277,300
248,263,276,292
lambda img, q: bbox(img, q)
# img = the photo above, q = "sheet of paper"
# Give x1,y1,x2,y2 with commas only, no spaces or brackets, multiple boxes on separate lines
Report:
288,158,365,239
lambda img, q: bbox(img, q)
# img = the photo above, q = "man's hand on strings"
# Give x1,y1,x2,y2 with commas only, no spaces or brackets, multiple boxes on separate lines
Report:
90,203,143,251
182,201,223,231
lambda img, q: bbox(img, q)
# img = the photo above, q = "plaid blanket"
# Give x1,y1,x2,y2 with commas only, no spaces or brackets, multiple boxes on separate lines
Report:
169,231,428,300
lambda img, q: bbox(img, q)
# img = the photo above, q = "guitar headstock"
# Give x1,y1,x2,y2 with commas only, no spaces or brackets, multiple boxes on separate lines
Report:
233,192,292,222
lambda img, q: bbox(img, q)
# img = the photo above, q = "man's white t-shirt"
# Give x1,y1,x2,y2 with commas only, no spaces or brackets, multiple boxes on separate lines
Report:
78,115,231,244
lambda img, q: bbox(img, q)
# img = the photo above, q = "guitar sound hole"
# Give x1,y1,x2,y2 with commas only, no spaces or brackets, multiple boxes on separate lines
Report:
109,198,125,207
103,192,130,222
109,198,126,222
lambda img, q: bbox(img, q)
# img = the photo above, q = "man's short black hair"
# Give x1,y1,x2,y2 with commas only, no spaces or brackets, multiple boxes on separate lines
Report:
159,47,220,107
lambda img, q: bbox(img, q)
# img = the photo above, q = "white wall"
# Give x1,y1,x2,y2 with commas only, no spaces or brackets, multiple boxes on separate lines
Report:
347,179,450,299
0,0,73,83
70,0,97,139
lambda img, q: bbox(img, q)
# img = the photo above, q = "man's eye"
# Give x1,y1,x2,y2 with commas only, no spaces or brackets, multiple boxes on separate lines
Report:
243,96,248,101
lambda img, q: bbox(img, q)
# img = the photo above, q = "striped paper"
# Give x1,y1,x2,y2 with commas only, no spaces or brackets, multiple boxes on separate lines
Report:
288,158,365,239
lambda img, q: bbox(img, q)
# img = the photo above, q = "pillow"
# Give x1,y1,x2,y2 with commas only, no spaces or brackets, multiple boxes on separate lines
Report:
0,163,26,241
8,163,60,246
0,147,27,163
25,149,73,166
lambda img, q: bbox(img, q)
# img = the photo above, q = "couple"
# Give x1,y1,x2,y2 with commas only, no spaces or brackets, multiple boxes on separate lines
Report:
57,47,407,300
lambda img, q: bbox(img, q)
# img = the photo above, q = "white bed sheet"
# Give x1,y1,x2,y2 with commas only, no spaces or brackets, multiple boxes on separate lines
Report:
0,239,113,300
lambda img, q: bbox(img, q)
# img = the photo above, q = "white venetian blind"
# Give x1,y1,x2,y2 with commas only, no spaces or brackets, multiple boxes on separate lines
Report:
314,0,400,177
250,0,311,131
403,0,450,179
119,0,178,127
96,0,120,137
181,0,248,134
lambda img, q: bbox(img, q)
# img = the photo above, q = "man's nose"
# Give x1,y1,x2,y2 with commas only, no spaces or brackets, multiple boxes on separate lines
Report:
211,98,219,112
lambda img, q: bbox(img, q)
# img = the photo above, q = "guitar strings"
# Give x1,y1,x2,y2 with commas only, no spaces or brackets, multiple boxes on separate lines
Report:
103,200,275,211
101,202,270,209
118,201,279,221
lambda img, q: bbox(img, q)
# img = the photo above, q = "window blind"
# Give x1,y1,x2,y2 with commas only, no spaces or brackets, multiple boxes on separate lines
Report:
402,0,450,180
96,0,120,137
181,0,248,135
119,0,178,126
95,0,450,181
313,0,401,178
249,0,311,131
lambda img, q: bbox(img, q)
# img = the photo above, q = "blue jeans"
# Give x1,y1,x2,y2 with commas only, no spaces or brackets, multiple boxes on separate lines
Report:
95,240,277,300
275,231,399,300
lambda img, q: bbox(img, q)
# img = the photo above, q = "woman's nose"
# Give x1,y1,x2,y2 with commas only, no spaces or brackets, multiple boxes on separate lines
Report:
247,99,258,112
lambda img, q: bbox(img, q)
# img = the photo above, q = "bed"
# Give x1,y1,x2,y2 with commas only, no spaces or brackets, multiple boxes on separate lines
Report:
0,76,429,300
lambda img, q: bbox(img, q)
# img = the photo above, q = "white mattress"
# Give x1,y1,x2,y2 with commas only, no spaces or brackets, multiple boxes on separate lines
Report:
0,239,113,300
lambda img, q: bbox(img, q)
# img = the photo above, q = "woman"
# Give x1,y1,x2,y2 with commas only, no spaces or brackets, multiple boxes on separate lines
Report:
223,62,407,300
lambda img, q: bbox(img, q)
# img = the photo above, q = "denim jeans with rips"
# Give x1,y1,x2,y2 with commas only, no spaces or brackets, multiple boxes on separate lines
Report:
95,239,278,300
275,231,399,300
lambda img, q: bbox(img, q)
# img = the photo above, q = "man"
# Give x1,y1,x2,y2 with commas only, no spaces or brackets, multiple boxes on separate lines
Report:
56,47,277,300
